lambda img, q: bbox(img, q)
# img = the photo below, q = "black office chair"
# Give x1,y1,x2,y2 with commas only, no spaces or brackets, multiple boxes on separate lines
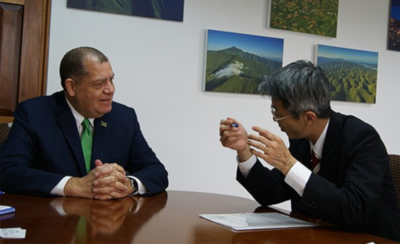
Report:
0,125,11,146
388,154,400,206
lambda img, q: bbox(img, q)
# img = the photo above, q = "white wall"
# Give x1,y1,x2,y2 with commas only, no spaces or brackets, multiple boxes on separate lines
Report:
47,0,400,210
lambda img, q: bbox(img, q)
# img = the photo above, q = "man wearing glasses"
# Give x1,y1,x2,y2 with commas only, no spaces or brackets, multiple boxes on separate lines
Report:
219,60,400,241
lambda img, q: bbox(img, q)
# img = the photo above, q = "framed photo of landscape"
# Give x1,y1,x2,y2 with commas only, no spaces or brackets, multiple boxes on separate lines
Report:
315,44,379,104
67,0,184,22
204,30,284,95
388,0,400,51
269,0,339,37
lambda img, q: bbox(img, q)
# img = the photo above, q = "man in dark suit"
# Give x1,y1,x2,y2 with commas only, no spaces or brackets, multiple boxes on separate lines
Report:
0,47,168,200
219,60,400,241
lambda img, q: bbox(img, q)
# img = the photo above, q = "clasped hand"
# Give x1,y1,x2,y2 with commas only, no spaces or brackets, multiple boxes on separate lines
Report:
220,118,296,175
92,159,133,199
66,159,134,200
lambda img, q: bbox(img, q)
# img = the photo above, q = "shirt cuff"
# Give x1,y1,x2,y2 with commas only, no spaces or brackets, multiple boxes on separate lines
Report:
237,155,257,178
50,176,72,196
284,162,312,196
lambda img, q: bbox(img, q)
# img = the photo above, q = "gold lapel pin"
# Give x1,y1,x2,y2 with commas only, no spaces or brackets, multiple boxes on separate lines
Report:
100,121,107,127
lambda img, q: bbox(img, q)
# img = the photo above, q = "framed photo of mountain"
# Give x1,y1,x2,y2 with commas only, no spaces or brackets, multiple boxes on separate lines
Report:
269,0,339,38
389,0,400,51
67,0,184,22
204,30,284,95
315,44,379,104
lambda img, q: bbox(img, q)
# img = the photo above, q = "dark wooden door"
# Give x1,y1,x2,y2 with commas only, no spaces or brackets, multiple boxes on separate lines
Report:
0,0,50,123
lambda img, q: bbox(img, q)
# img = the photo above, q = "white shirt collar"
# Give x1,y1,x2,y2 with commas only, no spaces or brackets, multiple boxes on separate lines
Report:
65,96,94,133
309,119,330,159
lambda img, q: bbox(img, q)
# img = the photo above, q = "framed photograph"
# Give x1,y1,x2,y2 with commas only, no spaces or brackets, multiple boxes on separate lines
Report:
315,44,379,104
204,30,284,95
389,0,400,51
269,0,339,37
67,0,185,22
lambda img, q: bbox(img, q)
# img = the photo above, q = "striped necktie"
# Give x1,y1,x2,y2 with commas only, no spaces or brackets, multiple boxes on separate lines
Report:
81,118,93,173
310,151,320,174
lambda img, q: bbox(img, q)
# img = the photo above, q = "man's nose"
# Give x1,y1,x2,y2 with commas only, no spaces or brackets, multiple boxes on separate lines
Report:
104,81,114,94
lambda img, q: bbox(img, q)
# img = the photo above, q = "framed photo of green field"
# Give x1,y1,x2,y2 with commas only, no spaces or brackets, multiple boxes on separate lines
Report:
269,0,339,37
388,0,400,51
204,30,284,95
315,45,379,104
67,0,184,22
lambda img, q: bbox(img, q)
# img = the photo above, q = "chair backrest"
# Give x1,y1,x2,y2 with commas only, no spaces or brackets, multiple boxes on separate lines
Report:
388,154,400,206
0,125,11,146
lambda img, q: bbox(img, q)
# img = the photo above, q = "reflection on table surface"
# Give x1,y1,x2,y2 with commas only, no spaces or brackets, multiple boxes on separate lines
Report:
0,191,397,244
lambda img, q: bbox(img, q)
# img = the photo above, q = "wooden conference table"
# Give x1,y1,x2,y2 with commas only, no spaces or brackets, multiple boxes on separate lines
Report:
0,191,397,244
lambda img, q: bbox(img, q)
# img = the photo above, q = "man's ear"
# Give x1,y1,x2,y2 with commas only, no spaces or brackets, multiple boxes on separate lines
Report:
303,111,317,125
65,78,76,96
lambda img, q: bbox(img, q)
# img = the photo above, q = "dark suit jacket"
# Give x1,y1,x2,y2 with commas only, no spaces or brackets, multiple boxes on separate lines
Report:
237,111,400,241
0,91,168,196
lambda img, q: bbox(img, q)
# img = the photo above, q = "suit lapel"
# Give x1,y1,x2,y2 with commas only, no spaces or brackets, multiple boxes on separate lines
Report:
296,140,311,167
320,111,342,182
55,92,87,175
92,115,109,164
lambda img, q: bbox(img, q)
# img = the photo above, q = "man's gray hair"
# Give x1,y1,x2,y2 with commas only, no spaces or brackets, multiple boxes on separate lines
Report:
258,60,331,118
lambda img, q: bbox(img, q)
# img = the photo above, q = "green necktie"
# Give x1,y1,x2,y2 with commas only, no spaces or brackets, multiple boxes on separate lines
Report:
81,118,93,173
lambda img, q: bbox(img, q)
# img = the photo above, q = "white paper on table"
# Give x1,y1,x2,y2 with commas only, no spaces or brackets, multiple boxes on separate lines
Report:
0,228,27,239
199,212,319,231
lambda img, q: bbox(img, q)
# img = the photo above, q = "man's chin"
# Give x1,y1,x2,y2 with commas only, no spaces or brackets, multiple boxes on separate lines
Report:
95,107,112,118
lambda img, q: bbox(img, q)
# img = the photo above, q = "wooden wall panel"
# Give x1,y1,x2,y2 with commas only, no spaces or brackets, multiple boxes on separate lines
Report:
0,0,50,123
19,0,48,102
0,3,23,116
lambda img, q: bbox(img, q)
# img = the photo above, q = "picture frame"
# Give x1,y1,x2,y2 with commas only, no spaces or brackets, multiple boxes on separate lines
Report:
269,0,339,38
204,30,284,95
315,44,379,104
389,0,400,51
67,0,185,22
